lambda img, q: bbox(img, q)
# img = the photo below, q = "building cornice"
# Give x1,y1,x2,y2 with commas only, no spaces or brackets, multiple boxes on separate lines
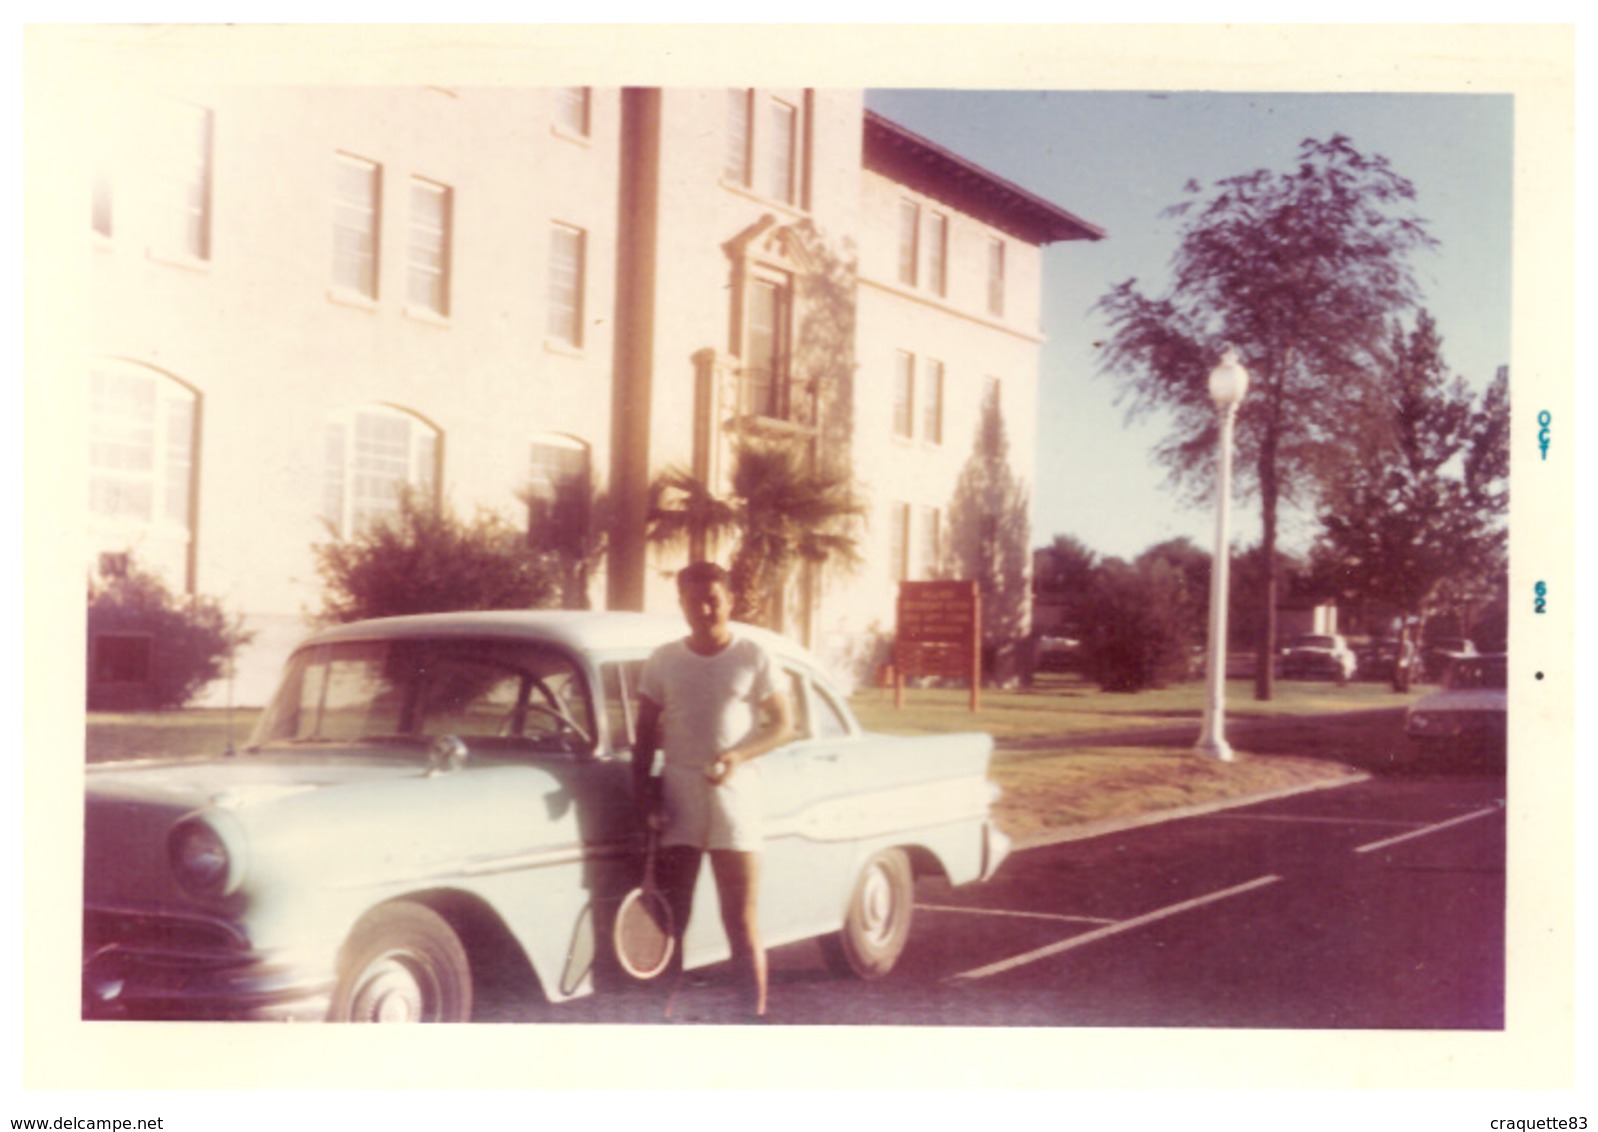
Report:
864,110,1106,247
857,274,1046,346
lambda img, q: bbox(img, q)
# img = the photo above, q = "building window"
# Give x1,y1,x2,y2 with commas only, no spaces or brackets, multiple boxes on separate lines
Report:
740,274,790,418
927,213,948,297
917,506,941,580
407,178,452,316
150,100,213,261
323,406,439,536
556,87,590,137
548,223,586,347
89,367,197,531
725,88,753,187
987,236,1006,318
920,359,944,445
527,436,591,555
769,99,798,206
890,502,911,583
333,154,381,299
896,200,920,287
892,351,915,439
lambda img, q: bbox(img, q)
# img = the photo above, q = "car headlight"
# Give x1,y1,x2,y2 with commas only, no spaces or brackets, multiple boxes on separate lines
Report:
168,817,244,897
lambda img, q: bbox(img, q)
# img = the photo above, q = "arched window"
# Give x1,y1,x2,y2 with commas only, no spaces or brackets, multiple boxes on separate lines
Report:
88,363,198,586
323,405,440,536
526,434,591,556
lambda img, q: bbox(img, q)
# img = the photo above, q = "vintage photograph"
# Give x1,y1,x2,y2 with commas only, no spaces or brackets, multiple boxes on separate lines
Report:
21,21,1574,1111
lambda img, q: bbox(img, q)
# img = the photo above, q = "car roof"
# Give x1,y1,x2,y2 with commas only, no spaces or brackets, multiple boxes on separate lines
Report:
300,609,813,664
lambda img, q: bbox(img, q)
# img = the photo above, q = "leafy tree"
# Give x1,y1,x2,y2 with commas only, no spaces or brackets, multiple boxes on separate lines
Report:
1311,314,1508,661
1231,543,1316,649
1095,135,1437,700
1077,553,1196,693
313,487,560,624
947,388,1032,681
1033,533,1100,638
1136,537,1211,648
648,440,866,629
87,552,253,710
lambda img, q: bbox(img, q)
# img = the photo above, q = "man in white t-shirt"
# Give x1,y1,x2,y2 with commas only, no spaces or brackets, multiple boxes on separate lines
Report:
633,561,792,1020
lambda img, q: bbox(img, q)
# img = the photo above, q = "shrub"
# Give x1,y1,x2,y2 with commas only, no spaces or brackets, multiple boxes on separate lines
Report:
1078,557,1196,693
312,488,561,625
86,553,253,710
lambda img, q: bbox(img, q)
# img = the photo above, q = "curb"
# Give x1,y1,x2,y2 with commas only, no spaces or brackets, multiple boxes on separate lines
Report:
993,707,1411,755
1010,768,1373,852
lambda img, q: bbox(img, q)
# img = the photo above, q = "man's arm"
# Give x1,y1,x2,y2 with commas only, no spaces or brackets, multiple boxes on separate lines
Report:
633,696,663,826
707,691,793,784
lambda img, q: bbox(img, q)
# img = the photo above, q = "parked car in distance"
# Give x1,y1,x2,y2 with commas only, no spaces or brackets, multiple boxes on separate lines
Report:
1035,635,1081,673
82,611,1009,1023
1405,652,1506,765
1355,637,1420,684
1420,636,1479,683
1277,633,1357,683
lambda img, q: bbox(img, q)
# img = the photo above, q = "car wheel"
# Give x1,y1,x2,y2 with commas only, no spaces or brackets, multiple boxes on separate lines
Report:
328,901,473,1023
821,848,914,980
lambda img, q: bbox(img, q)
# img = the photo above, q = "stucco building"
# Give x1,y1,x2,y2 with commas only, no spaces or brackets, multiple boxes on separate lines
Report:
83,84,1101,704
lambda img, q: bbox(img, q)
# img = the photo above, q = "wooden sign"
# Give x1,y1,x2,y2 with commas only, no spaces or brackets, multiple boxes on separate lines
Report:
894,580,981,710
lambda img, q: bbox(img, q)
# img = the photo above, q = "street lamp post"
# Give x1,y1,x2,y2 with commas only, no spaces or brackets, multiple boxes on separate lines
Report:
1195,349,1249,761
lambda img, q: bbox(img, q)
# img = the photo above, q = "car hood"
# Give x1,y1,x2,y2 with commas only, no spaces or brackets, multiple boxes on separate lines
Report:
83,750,633,934
86,751,431,812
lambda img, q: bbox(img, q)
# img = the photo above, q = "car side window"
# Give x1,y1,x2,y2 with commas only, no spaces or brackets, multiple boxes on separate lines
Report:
601,660,644,756
781,669,810,741
811,680,852,741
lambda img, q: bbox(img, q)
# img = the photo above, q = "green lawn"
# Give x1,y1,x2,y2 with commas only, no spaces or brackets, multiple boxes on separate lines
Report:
852,673,1422,844
86,708,261,763
850,672,1422,741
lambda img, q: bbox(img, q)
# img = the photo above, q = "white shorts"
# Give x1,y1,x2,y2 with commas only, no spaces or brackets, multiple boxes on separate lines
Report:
659,761,763,852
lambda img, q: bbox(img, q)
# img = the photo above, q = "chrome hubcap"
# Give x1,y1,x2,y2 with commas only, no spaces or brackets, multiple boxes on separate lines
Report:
859,863,897,945
349,954,438,1023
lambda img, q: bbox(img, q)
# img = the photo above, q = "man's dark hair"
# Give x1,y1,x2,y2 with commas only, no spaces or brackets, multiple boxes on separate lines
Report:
676,561,730,591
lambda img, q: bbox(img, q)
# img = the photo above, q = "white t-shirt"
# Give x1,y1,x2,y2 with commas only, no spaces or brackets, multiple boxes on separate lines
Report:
637,635,779,769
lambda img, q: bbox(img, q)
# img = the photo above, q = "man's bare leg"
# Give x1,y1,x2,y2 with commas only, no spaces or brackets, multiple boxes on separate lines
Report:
655,846,702,1018
710,849,766,1018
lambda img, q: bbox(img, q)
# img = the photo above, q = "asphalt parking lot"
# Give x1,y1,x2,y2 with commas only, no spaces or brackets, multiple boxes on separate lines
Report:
486,767,1506,1028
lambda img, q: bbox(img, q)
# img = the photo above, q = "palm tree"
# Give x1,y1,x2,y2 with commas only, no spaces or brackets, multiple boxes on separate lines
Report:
648,441,866,629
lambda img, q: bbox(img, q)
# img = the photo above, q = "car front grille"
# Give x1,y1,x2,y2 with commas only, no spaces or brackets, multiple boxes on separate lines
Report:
84,906,248,959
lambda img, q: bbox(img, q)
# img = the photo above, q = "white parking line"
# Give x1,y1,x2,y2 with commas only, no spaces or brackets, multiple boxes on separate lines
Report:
916,904,1118,926
1354,805,1502,854
1209,812,1421,828
947,874,1283,982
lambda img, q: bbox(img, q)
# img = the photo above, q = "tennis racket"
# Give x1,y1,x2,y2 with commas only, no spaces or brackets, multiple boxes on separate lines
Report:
614,828,675,980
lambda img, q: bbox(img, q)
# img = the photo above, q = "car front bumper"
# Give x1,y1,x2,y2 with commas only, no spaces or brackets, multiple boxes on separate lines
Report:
83,906,334,1022
83,944,333,1022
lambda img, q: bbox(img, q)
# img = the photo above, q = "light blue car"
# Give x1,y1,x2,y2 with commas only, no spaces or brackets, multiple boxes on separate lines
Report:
83,611,1009,1022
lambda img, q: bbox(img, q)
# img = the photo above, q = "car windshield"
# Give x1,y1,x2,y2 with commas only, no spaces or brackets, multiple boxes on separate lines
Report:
1293,636,1336,649
249,637,595,754
1446,655,1507,691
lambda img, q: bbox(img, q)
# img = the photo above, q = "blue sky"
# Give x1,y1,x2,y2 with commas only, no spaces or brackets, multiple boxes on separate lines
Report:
866,89,1515,563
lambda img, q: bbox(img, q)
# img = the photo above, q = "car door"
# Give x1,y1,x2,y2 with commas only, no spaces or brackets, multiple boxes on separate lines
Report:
754,666,858,944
